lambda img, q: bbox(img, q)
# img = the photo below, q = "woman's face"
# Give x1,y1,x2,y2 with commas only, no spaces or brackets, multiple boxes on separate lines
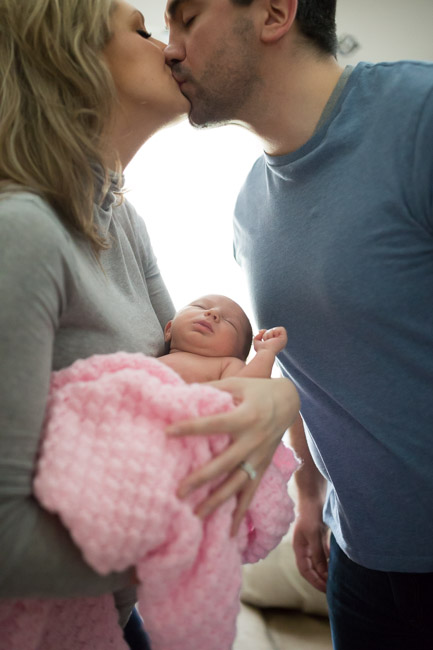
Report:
103,1,189,127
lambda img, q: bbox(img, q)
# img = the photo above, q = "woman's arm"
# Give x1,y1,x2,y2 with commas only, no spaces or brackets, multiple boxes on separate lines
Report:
0,196,132,598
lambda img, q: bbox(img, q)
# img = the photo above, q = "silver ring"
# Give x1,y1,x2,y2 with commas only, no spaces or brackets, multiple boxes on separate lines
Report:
239,461,257,480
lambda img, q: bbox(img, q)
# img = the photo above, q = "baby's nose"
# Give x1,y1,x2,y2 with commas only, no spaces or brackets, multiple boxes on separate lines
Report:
205,309,219,321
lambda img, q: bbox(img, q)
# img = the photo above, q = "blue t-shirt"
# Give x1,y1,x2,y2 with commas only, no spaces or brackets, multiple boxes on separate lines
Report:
234,61,433,572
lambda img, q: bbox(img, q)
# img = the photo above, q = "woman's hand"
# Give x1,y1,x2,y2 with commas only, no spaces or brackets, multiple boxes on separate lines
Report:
166,377,300,535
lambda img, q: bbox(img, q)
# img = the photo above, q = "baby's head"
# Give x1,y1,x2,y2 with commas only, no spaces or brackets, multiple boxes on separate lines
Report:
164,294,253,360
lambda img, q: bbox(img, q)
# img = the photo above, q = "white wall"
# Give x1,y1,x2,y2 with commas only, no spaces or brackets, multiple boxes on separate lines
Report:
126,120,261,312
126,0,433,314
336,0,433,66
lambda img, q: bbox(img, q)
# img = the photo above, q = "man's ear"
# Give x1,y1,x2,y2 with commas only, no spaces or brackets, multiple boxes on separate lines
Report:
164,321,172,342
260,0,297,44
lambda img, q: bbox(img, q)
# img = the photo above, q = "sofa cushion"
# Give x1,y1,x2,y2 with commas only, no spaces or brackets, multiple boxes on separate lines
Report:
240,530,329,617
233,603,274,650
233,603,332,650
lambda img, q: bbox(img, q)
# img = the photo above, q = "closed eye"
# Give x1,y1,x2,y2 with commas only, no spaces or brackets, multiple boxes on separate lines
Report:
183,15,196,27
224,318,237,330
137,29,152,38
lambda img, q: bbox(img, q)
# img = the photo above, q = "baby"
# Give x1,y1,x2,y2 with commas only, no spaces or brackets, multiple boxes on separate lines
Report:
159,294,287,383
20,295,295,650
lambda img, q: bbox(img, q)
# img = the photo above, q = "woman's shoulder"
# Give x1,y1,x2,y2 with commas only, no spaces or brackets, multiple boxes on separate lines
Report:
0,190,71,244
0,190,75,270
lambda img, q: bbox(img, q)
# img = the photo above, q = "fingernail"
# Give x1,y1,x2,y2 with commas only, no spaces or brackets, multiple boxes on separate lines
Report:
166,426,181,435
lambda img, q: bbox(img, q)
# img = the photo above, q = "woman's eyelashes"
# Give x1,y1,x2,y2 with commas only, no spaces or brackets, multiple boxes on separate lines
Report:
137,28,152,39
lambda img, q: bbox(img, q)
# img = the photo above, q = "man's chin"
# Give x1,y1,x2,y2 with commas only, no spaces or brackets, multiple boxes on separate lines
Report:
187,105,230,130
188,114,232,130
180,95,206,128
188,113,209,129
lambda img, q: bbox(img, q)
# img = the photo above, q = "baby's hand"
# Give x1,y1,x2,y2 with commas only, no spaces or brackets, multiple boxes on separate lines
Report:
253,327,288,355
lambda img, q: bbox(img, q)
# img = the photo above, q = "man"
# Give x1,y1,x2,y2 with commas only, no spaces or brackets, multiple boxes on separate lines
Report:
164,1,433,648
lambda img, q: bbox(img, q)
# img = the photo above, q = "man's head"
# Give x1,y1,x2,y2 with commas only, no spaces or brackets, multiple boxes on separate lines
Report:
230,0,337,56
164,0,261,127
164,0,338,127
164,294,253,360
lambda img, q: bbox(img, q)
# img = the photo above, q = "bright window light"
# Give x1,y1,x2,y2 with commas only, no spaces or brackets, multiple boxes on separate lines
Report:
125,120,263,320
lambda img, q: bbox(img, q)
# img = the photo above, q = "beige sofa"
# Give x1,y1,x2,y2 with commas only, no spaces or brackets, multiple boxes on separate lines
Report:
233,529,332,650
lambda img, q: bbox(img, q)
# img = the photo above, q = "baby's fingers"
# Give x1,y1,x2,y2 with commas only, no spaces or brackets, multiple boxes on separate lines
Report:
262,327,288,348
254,329,267,342
262,326,282,339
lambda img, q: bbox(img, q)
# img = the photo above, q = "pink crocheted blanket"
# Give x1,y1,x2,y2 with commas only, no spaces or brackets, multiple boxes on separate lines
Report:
0,353,297,650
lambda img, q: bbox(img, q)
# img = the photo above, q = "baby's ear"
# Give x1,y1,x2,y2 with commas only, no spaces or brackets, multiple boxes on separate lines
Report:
164,321,172,342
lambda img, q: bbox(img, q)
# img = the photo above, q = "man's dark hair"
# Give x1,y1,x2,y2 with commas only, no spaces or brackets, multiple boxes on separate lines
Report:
295,0,337,56
232,0,338,57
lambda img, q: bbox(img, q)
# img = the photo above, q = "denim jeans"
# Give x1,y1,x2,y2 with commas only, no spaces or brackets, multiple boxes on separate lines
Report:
327,535,433,650
123,607,152,650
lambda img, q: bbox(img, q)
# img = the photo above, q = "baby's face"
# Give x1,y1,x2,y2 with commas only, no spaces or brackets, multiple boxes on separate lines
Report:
165,294,251,359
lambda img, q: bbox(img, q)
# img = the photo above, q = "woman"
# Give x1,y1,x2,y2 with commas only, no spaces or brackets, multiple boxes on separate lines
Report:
0,0,300,645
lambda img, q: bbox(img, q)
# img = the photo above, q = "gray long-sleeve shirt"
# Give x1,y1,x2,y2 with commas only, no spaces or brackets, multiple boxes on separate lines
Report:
0,185,175,599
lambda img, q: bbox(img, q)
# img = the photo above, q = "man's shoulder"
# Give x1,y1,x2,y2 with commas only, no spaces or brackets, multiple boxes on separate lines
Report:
350,60,433,145
239,155,266,192
354,60,433,101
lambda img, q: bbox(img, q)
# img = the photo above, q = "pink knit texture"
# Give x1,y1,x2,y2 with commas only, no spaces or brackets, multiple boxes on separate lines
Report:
0,353,297,650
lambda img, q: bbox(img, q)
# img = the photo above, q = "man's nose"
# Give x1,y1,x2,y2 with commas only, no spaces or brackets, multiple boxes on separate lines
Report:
164,37,185,66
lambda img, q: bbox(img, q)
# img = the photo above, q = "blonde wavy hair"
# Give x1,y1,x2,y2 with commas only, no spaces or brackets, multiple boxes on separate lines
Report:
0,0,119,252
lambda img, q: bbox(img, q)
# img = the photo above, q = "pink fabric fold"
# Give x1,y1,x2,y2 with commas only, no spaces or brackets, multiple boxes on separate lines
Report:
0,352,297,650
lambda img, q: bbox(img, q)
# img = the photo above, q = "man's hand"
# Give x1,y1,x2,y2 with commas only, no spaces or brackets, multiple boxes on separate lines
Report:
289,413,329,592
292,501,330,593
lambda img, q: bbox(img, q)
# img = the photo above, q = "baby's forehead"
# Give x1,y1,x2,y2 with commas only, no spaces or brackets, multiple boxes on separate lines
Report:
190,294,250,331
190,294,244,316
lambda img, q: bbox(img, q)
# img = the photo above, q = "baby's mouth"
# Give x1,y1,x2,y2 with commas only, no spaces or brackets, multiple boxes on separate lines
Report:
194,320,213,332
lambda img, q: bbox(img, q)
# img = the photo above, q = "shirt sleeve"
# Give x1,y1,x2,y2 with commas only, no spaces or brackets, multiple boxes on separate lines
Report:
127,202,176,328
0,195,131,598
